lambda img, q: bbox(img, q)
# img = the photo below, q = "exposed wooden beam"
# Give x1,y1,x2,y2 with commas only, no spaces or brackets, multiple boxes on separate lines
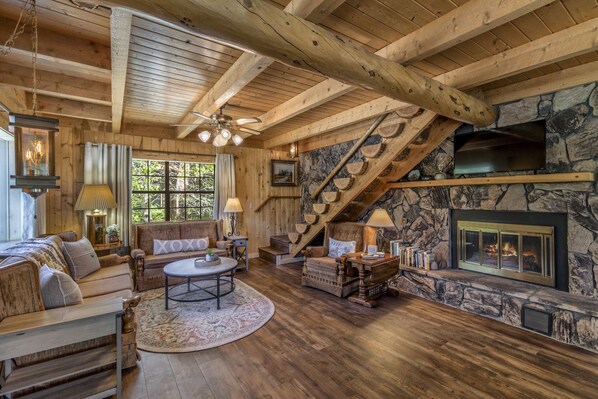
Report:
485,61,598,105
28,94,111,122
0,62,111,105
176,0,345,139
264,16,598,149
95,0,495,126
254,0,555,131
110,8,133,134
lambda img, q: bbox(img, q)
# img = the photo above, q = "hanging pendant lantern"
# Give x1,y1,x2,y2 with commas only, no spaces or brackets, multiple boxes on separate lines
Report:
10,113,60,198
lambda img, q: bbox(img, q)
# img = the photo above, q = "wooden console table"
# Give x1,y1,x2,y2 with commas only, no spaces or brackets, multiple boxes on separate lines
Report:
347,254,401,307
0,298,123,398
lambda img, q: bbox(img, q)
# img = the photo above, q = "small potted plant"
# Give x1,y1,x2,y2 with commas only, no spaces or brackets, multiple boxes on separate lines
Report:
106,224,120,243
205,248,218,262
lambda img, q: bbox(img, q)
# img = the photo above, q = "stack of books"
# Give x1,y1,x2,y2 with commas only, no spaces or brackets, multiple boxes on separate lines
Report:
390,240,435,270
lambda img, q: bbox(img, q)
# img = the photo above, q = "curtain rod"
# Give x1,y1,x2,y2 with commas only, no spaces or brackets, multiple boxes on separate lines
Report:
77,143,237,158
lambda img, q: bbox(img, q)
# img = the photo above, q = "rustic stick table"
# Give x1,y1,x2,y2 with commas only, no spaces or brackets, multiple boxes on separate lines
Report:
347,254,401,307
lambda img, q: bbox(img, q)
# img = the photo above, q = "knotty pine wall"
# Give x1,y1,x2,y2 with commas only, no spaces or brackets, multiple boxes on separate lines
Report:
45,126,301,255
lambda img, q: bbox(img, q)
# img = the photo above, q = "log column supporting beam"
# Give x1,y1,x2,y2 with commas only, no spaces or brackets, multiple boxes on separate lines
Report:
175,0,345,139
110,8,133,134
264,16,598,149
95,0,495,126
254,0,555,131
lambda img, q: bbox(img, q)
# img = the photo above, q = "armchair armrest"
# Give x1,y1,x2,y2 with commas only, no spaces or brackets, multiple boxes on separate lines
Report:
130,249,145,260
122,295,141,334
98,254,131,268
303,246,328,258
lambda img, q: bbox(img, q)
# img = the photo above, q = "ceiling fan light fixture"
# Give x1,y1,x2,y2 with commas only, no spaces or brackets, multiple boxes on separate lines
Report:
198,130,211,142
232,134,244,146
220,128,231,140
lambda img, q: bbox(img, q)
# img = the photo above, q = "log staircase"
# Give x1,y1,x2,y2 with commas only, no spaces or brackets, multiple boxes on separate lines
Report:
288,109,462,258
258,235,301,265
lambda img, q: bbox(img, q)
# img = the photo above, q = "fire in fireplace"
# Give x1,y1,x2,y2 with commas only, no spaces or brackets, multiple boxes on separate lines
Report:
451,210,568,291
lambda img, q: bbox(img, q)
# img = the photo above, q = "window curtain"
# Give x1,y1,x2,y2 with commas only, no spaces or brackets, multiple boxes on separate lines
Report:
83,142,132,246
214,153,235,233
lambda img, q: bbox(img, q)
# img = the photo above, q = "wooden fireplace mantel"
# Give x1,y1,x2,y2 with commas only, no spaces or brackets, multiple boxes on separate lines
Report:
386,172,595,190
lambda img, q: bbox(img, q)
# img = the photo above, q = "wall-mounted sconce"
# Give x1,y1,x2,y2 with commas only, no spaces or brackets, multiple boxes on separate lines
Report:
289,142,298,159
10,113,60,198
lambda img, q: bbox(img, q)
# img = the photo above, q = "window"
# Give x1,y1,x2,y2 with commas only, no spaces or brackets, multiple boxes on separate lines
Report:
131,159,215,223
0,128,23,243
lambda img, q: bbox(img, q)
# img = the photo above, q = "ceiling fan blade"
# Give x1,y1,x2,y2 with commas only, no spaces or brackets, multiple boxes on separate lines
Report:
234,117,261,125
237,126,261,135
189,111,213,121
170,124,212,127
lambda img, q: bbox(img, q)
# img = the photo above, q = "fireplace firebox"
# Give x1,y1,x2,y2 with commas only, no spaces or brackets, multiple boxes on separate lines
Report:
451,210,568,291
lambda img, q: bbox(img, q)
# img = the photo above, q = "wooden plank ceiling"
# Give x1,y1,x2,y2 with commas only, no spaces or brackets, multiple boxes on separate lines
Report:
0,0,597,147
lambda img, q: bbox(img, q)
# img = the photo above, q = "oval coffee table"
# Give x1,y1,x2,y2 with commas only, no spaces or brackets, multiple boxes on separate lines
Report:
163,257,238,310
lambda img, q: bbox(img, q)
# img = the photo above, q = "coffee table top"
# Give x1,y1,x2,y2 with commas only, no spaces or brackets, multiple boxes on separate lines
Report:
164,257,238,278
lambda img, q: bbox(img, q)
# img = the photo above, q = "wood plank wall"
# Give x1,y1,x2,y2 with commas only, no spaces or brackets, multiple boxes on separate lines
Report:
45,126,301,255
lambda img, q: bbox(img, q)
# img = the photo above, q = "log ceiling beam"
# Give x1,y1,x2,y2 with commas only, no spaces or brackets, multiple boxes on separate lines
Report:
175,0,345,139
0,16,111,83
95,0,495,126
110,8,133,134
27,94,111,122
264,16,598,149
254,0,556,132
0,62,111,105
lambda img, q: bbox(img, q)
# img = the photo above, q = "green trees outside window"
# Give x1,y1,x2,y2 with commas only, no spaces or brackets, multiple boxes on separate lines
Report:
132,159,215,223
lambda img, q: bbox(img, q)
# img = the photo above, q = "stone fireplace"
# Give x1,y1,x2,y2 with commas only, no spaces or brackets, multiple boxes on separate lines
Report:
451,210,568,291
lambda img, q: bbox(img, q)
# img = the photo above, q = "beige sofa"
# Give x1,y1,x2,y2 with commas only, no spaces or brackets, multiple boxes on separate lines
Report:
131,219,230,291
0,232,140,372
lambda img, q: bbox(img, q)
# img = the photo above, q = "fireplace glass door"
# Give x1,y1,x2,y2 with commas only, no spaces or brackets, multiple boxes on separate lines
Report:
457,221,554,287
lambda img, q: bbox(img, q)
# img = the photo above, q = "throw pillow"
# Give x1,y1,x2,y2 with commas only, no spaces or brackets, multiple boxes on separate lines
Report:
62,237,101,280
39,265,83,309
154,237,209,255
328,238,357,258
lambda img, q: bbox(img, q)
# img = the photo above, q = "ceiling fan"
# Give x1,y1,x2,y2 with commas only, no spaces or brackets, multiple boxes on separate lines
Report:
172,105,261,147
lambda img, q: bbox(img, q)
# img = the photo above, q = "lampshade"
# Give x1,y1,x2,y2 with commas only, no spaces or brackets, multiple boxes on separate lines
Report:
75,184,117,212
232,134,243,146
223,197,243,213
198,130,211,142
220,128,231,140
366,208,396,228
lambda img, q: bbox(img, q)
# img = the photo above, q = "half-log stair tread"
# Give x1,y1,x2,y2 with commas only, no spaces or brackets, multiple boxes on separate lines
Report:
295,223,310,234
377,121,405,138
322,191,341,203
313,203,329,214
396,106,424,118
360,143,385,158
290,111,440,258
0,346,116,395
304,214,319,225
17,370,116,399
334,177,354,190
288,232,302,244
346,161,367,176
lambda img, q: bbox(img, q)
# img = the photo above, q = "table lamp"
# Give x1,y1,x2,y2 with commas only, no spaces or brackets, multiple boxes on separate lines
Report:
223,197,243,237
366,208,397,252
75,184,117,245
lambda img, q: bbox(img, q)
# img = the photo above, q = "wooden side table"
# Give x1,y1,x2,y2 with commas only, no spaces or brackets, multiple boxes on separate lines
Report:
347,254,400,307
226,235,249,272
93,240,123,256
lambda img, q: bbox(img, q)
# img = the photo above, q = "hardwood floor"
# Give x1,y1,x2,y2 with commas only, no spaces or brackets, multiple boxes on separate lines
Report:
124,259,598,399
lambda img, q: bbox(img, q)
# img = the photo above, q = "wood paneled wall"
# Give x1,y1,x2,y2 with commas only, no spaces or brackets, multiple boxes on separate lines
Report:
45,125,301,255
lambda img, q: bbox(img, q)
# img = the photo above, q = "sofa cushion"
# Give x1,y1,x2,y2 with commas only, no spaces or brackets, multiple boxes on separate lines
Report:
185,248,228,258
143,252,190,268
39,265,83,309
153,237,209,255
83,289,133,303
77,263,131,283
62,237,101,280
328,238,356,258
78,274,132,299
179,220,219,247
135,222,180,255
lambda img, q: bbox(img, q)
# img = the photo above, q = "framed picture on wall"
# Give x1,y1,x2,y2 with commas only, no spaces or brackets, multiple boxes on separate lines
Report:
271,160,298,186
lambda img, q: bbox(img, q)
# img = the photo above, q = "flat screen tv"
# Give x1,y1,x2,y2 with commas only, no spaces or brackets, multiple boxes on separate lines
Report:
454,120,546,175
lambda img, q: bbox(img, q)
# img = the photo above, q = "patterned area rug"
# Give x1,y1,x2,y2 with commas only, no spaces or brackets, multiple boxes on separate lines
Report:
136,280,275,353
